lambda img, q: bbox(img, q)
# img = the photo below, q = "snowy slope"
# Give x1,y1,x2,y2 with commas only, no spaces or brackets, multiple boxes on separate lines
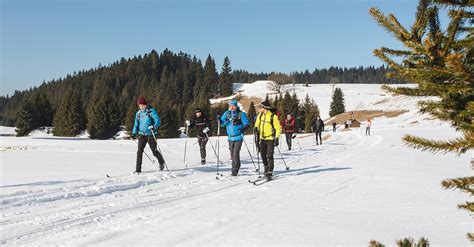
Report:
1,85,471,246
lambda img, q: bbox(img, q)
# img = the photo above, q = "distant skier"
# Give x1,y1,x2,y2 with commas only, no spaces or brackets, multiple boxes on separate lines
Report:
186,108,211,165
366,119,372,136
282,114,295,150
254,101,281,180
131,96,165,173
332,122,337,132
312,116,324,145
220,100,250,176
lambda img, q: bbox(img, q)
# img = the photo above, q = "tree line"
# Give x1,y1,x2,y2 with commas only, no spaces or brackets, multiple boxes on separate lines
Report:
1,48,393,138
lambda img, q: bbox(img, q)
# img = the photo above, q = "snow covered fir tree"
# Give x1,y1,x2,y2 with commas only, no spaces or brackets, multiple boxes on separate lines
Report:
370,0,473,244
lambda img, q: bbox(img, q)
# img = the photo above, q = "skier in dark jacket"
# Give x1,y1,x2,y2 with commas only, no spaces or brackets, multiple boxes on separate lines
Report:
187,108,211,165
132,96,165,173
312,116,325,145
282,114,295,150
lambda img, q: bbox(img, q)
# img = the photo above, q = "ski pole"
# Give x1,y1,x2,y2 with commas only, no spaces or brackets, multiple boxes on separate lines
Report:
296,134,302,150
253,128,261,177
183,124,189,168
276,145,290,171
131,138,156,165
150,130,170,171
241,133,258,172
205,132,219,161
216,116,223,178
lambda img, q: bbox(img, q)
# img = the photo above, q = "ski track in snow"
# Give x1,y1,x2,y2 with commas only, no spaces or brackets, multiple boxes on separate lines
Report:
1,129,377,245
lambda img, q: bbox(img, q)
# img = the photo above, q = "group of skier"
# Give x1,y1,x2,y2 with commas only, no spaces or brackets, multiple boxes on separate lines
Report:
130,96,328,180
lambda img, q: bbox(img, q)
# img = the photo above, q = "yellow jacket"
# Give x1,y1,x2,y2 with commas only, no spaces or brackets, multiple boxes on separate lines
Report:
255,111,281,140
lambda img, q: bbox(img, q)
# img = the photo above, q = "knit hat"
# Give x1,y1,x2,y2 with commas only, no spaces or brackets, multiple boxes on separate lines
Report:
137,96,147,105
229,100,238,107
260,101,271,109
195,108,202,113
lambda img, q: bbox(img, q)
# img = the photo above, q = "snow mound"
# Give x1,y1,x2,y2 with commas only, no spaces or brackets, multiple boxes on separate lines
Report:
233,80,279,98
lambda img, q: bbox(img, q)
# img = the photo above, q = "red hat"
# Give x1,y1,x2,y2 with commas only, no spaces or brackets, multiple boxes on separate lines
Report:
137,96,147,105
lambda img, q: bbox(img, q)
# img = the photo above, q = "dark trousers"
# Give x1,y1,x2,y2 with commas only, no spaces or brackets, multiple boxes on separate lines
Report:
198,136,208,160
315,131,323,144
366,127,371,135
260,140,275,175
136,135,165,172
228,140,243,175
285,132,293,150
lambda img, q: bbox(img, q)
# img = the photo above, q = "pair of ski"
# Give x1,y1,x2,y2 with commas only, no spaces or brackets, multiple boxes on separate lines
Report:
248,175,276,186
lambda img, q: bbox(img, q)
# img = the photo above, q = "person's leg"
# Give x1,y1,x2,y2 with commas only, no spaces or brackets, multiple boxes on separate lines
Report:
285,133,292,150
318,131,323,144
136,136,147,172
198,137,208,163
266,140,275,177
148,136,165,169
260,140,269,174
233,141,242,174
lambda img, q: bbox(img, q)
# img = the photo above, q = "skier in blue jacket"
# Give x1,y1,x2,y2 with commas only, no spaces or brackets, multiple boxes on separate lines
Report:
132,96,165,173
220,100,250,176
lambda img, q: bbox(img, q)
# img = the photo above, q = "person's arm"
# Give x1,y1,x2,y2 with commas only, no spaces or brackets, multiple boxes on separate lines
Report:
240,112,250,133
220,112,229,127
274,115,281,139
151,109,161,129
254,113,261,131
189,117,195,128
132,111,139,135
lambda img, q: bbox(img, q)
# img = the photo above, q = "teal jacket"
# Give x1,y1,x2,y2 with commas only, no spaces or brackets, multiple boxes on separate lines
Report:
132,107,161,136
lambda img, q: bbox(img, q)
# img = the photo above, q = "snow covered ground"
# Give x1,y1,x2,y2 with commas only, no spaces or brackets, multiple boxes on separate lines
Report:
1,84,472,246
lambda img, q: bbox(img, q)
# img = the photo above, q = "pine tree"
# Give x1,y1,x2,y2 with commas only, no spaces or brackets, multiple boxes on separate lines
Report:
16,98,36,136
203,54,219,98
53,89,86,136
247,101,257,131
220,57,233,96
156,104,180,138
33,94,54,127
301,94,320,132
125,100,137,135
370,0,473,241
87,94,122,139
329,87,345,117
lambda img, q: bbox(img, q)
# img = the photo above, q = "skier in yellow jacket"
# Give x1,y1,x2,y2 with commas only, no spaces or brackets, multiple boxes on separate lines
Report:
254,101,281,180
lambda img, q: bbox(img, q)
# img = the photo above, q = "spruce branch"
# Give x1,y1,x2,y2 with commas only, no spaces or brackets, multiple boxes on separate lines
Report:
403,132,473,154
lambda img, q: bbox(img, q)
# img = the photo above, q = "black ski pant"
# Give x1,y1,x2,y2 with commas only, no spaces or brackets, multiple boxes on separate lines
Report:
136,135,165,172
228,140,243,175
260,140,275,175
285,132,293,150
198,136,208,160
315,130,323,144
366,127,371,136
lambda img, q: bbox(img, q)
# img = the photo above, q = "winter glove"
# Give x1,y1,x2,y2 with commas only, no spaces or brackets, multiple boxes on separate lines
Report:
274,138,279,146
202,127,210,134
148,125,155,130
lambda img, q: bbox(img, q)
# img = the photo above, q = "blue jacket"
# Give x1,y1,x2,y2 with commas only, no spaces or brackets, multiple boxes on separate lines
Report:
220,109,249,141
132,107,161,136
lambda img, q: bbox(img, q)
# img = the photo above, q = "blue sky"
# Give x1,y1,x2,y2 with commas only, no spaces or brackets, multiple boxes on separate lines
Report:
1,0,419,96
